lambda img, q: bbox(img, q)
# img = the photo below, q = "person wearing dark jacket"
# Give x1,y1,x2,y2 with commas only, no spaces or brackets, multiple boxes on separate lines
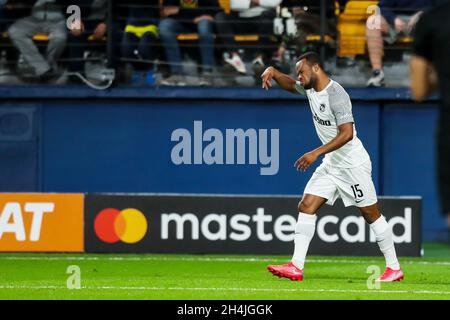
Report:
67,0,111,73
159,0,219,86
365,0,430,87
68,0,126,74
410,0,450,240
8,0,72,80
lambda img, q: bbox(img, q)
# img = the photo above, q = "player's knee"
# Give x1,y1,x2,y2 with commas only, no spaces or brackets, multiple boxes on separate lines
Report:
298,199,315,214
361,210,381,224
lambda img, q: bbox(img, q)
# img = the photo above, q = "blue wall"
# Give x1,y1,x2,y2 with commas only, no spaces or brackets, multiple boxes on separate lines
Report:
382,104,445,241
40,100,380,195
0,86,444,240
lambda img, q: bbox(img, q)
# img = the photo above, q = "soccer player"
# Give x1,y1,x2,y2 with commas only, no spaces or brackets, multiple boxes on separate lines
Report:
261,52,404,282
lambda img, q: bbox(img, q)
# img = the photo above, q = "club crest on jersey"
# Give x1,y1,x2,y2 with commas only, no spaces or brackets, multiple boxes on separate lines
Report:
319,104,326,112
313,113,331,126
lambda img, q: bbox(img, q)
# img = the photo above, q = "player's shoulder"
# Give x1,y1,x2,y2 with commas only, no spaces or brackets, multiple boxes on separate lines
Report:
325,79,349,99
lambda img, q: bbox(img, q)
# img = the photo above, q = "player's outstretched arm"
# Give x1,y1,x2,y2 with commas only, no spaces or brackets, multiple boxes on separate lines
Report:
261,66,298,94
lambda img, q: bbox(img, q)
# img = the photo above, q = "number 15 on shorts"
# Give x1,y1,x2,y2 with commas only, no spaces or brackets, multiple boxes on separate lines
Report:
351,184,364,201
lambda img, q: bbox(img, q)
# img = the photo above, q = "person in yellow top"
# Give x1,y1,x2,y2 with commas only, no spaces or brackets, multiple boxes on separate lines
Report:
120,0,160,79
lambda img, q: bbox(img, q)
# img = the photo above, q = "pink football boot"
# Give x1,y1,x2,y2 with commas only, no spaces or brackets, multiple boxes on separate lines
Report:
267,262,304,281
377,267,404,282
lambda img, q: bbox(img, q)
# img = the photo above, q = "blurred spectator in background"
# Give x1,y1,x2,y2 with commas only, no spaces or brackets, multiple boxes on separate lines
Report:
410,0,450,240
0,1,33,79
120,0,160,82
273,0,337,65
68,0,108,74
8,0,70,81
215,0,281,75
2,1,42,32
159,0,218,86
366,0,430,87
68,0,126,83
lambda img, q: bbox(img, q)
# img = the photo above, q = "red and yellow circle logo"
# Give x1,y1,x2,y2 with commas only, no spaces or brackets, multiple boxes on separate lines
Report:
94,208,148,244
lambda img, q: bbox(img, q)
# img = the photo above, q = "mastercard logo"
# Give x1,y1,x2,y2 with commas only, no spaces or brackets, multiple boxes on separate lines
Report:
94,208,148,244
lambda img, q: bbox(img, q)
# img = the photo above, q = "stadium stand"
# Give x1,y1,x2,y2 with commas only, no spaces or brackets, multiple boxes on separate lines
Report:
0,0,431,87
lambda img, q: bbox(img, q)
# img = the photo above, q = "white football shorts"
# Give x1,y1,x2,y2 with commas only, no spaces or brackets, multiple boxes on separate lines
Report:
303,160,378,208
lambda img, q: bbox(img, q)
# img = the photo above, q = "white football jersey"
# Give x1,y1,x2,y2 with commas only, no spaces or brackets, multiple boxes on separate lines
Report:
295,79,370,168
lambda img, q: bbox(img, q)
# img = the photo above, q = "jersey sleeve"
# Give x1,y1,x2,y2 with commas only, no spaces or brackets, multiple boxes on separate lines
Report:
294,81,307,95
329,90,354,126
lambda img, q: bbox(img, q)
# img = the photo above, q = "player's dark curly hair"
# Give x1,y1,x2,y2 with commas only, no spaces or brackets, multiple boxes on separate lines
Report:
297,52,323,70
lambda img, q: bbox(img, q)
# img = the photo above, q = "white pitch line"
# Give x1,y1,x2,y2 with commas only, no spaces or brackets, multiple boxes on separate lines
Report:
0,285,449,295
0,255,450,266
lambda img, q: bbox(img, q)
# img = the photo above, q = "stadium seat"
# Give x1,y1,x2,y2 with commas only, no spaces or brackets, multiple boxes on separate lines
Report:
176,34,278,42
2,32,105,42
337,0,378,57
337,0,414,57
305,34,334,43
397,36,413,44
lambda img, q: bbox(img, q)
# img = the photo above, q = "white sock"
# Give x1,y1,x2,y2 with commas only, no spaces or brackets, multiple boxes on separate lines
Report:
369,215,400,270
291,212,317,270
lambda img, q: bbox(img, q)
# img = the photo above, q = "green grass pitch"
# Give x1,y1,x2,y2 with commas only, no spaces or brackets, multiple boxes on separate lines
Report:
0,242,449,300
